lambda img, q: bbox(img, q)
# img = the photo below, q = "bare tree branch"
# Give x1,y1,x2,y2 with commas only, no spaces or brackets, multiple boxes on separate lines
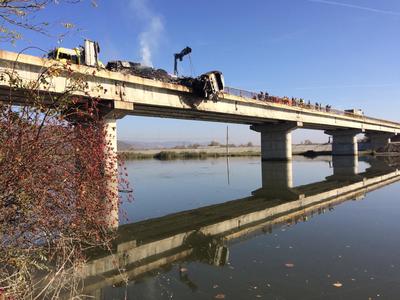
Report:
0,0,84,43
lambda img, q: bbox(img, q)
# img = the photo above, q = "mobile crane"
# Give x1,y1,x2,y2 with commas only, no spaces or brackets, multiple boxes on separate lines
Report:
173,46,192,76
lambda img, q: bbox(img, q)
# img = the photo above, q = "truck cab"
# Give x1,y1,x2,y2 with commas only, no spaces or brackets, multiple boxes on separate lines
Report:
48,40,103,68
48,47,81,64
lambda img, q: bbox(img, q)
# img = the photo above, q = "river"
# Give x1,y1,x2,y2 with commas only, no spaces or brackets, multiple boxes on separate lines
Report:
84,156,400,299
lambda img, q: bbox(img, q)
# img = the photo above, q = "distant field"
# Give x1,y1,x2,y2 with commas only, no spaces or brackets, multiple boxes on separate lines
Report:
118,144,333,160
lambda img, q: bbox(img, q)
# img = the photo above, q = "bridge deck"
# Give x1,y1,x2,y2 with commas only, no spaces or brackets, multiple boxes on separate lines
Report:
1,49,399,134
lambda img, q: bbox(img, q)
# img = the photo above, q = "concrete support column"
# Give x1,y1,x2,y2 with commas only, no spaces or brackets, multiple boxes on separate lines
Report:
100,104,129,229
325,129,361,156
104,118,119,229
251,122,300,161
252,160,300,200
261,161,293,190
332,156,358,178
365,131,395,152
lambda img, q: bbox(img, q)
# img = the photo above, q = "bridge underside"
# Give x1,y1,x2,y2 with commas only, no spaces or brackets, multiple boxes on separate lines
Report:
120,102,365,131
1,87,397,161
0,88,385,132
1,48,400,162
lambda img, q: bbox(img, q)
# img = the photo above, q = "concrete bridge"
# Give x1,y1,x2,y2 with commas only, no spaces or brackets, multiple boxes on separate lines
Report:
80,157,400,297
1,50,399,161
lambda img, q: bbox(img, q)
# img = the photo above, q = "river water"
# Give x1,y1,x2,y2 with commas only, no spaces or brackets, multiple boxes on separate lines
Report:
85,156,400,299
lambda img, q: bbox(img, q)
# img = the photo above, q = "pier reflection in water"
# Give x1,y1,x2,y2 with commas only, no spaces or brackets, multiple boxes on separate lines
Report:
85,157,400,299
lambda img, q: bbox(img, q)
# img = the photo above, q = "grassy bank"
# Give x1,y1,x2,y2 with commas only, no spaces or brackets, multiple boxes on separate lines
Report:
118,150,389,161
119,150,261,160
118,143,399,161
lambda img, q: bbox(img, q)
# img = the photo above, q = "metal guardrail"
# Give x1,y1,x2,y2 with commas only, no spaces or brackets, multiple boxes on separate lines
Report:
223,86,400,128
224,87,259,100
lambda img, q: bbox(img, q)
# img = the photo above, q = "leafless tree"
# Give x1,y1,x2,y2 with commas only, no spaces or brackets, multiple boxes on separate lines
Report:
0,0,91,43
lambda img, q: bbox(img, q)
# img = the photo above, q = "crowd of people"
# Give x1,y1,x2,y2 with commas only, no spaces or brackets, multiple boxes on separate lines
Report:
252,91,332,112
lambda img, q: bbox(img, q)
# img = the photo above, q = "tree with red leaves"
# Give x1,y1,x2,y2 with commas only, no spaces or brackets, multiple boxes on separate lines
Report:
0,58,131,298
0,2,132,297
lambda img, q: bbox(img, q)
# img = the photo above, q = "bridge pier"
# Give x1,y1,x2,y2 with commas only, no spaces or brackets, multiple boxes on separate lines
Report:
100,105,130,229
330,156,359,180
251,122,300,161
365,131,395,152
261,161,293,189
325,129,360,156
104,117,119,229
252,160,300,200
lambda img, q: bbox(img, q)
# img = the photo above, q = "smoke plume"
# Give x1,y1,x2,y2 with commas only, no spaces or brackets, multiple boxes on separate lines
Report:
130,0,164,67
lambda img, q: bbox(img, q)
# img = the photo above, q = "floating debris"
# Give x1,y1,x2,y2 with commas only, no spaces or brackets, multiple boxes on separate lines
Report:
333,282,343,288
285,263,295,268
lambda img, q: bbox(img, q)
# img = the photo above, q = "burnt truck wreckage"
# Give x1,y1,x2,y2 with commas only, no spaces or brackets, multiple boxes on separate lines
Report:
48,40,363,117
106,60,225,101
48,40,225,100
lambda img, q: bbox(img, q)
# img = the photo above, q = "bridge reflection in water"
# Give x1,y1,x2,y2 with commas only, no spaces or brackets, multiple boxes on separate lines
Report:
82,157,400,297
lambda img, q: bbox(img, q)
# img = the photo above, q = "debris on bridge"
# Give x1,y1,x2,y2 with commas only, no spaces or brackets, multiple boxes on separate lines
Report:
48,39,225,101
106,60,172,82
105,60,224,101
47,38,367,116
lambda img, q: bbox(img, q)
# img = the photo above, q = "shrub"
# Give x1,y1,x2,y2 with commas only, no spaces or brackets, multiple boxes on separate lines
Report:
0,64,131,298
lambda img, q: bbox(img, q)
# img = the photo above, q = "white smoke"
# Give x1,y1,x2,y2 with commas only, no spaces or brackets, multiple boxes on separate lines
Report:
130,0,164,67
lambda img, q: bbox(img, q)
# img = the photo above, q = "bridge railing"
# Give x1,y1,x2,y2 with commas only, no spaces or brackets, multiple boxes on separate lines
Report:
224,86,400,127
224,86,346,114
223,86,259,100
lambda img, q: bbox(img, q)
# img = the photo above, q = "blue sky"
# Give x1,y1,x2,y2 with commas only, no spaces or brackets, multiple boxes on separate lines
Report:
3,0,400,144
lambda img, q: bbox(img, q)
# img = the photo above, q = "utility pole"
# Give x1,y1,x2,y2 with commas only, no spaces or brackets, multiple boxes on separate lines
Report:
226,126,230,185
226,126,229,156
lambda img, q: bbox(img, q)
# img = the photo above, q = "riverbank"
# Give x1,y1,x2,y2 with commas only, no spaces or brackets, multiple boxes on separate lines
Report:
119,148,261,160
118,144,333,160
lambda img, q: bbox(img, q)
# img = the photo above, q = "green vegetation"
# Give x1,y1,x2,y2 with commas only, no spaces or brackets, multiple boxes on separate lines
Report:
118,152,154,160
119,150,261,160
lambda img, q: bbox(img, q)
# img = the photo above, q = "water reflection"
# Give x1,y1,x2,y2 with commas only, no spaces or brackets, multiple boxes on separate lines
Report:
330,156,359,179
82,156,400,298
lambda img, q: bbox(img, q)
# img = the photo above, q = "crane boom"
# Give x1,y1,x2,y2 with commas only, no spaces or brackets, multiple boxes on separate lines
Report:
174,46,192,75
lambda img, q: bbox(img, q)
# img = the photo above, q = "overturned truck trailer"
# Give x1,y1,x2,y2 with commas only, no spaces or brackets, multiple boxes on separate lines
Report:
106,61,225,100
188,71,225,101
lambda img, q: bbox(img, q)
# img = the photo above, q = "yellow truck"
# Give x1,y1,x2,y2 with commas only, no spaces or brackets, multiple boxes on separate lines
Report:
48,40,103,67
